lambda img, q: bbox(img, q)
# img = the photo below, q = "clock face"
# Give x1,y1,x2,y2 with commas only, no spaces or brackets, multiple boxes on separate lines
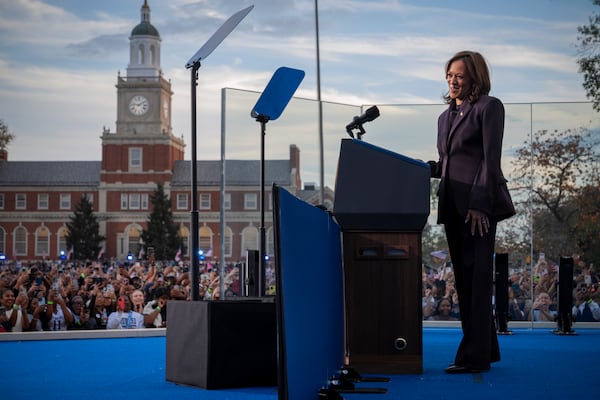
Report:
129,95,149,116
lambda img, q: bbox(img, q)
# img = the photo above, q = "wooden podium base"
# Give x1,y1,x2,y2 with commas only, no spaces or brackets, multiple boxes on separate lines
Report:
342,231,423,374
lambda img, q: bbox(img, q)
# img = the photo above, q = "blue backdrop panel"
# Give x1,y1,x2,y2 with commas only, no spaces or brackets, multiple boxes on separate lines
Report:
273,186,344,400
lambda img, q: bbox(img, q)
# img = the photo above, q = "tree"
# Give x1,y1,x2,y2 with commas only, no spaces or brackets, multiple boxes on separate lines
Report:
66,195,105,260
577,0,600,111
141,183,184,261
0,119,15,151
573,183,600,265
510,127,600,263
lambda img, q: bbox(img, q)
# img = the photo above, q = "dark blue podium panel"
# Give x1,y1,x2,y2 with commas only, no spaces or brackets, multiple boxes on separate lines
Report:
273,186,344,400
333,138,430,231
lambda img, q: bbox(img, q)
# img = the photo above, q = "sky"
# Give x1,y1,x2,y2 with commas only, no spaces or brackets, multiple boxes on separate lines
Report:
0,0,598,168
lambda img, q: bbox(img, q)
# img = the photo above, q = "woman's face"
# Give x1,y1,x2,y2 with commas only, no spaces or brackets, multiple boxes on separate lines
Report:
1,290,15,308
131,290,144,305
439,299,452,314
446,59,471,104
537,293,551,307
117,296,131,312
71,297,84,313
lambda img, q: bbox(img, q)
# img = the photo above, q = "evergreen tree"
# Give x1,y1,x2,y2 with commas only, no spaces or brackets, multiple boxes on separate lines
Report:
66,195,105,260
0,119,15,151
141,183,183,261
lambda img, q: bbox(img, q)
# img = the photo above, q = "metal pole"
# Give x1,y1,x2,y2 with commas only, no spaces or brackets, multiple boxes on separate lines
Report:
259,118,267,297
190,63,200,301
315,0,325,204
219,88,226,298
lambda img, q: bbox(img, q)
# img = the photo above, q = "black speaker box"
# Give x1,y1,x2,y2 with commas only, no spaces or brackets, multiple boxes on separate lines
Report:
166,299,277,389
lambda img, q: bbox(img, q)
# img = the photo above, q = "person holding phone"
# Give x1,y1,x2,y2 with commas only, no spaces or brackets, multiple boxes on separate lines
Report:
0,288,30,332
68,295,94,330
46,287,73,331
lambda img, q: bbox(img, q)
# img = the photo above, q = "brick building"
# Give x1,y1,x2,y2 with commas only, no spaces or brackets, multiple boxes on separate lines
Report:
0,1,309,263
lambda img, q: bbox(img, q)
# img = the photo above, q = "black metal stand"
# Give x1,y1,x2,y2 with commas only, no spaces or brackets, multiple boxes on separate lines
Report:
250,66,305,297
318,367,389,397
184,5,253,300
189,62,201,301
553,256,576,335
257,116,269,297
495,253,513,335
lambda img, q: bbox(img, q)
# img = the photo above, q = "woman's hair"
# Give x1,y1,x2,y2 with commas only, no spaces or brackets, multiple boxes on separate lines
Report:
443,50,491,104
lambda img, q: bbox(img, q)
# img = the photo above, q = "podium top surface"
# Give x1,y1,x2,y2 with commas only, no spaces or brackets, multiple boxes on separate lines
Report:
333,139,430,231
347,139,429,169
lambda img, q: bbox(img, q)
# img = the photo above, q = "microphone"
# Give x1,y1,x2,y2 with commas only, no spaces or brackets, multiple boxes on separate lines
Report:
345,106,380,139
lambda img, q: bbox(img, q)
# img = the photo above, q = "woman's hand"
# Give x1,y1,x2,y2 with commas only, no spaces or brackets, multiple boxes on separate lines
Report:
465,209,489,236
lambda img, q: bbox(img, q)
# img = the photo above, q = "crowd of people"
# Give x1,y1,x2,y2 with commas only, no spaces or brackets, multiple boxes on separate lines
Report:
0,259,242,332
2,252,599,332
422,253,600,323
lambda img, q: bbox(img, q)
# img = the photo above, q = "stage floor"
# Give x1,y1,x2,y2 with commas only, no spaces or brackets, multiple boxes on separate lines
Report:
3,327,599,400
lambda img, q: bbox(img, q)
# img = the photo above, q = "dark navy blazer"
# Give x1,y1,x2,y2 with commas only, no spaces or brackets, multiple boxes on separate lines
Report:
432,95,515,224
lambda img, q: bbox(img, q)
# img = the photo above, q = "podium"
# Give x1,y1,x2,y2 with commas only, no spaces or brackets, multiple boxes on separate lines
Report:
333,139,430,374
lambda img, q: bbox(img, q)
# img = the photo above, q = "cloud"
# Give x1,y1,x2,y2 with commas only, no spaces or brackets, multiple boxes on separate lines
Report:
0,0,595,165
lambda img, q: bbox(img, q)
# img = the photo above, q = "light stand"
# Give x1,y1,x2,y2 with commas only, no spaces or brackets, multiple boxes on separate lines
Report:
185,5,253,300
251,66,305,295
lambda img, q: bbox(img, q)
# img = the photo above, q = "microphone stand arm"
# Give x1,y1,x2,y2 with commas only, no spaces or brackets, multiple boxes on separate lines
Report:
346,123,366,140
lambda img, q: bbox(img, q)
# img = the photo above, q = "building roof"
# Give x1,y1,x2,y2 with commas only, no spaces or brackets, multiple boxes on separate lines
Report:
171,160,291,187
131,22,160,37
131,1,160,38
0,159,291,188
0,161,101,186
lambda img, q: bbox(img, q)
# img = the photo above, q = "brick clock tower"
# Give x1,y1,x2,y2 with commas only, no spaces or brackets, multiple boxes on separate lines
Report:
100,1,185,258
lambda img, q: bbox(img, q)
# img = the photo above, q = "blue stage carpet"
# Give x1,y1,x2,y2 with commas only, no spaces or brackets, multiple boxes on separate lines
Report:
3,328,599,400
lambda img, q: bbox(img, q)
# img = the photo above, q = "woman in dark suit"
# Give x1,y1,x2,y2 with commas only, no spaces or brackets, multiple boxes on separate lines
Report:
429,51,515,374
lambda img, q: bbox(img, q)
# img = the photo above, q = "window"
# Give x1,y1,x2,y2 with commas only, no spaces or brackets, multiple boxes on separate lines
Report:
129,148,142,170
60,194,71,210
35,226,50,257
177,193,188,210
16,193,26,210
150,45,156,64
179,226,190,258
121,193,148,210
137,44,145,64
38,193,49,210
223,227,233,257
244,193,257,210
241,226,259,255
57,227,68,255
0,227,6,254
127,226,141,256
199,193,211,210
129,193,141,209
86,193,94,205
14,226,27,256
0,193,5,209
199,226,212,251
223,193,231,210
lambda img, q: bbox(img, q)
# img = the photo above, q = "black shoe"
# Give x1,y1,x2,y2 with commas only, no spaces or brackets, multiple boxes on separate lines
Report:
445,364,490,374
